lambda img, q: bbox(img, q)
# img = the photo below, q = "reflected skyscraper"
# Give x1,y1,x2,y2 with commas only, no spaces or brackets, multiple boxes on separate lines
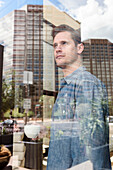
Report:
0,4,80,115
83,39,113,115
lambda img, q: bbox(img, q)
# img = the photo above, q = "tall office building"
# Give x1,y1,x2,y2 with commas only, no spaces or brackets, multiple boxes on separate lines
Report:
0,5,43,112
83,39,113,115
0,4,80,116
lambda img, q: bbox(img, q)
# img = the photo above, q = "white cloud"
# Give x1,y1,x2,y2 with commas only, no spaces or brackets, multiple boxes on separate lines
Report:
0,1,4,7
56,0,113,42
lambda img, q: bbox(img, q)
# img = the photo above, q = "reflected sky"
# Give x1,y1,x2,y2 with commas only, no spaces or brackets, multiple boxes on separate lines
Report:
0,0,43,18
0,0,113,42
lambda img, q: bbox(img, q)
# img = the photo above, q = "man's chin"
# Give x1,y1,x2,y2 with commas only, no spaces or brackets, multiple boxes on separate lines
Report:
56,63,66,69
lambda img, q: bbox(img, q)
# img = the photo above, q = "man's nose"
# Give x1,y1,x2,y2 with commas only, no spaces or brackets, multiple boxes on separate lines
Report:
55,44,62,52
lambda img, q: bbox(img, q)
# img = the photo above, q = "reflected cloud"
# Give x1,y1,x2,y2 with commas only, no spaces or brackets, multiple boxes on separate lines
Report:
51,0,113,42
0,0,4,7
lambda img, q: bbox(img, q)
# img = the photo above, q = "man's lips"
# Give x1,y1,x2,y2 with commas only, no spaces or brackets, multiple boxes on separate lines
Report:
56,55,64,59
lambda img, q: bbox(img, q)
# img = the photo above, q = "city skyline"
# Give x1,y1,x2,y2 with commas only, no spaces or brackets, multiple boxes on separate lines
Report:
0,0,113,43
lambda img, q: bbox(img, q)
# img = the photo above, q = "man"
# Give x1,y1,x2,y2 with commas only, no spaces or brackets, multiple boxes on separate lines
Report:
47,24,111,170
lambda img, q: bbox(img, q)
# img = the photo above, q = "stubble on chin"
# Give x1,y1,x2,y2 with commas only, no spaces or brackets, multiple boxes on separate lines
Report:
55,60,67,69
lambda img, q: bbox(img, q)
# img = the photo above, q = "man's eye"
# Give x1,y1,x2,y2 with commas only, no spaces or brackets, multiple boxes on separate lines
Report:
62,41,67,45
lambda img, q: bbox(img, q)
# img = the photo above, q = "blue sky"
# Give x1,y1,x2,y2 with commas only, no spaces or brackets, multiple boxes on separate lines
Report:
0,0,43,18
0,0,113,42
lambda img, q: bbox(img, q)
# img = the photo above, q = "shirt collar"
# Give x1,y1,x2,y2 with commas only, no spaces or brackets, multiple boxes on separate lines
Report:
62,66,86,85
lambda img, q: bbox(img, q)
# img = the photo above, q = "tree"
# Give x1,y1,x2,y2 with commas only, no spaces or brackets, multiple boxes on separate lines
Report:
1,78,15,114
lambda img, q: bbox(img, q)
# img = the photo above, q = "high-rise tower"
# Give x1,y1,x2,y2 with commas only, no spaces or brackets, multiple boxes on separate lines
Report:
83,39,113,115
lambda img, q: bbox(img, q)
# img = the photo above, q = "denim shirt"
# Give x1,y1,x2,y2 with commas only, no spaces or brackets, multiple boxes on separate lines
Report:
47,66,111,170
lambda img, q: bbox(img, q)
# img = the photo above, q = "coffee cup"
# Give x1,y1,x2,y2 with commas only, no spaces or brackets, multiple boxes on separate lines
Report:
24,124,40,138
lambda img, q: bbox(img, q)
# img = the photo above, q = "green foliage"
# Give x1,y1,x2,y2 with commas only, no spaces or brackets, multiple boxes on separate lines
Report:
4,109,24,118
1,72,24,117
108,100,113,116
4,109,34,118
13,112,25,118
3,127,6,134
1,79,15,113
27,111,34,117
4,110,10,118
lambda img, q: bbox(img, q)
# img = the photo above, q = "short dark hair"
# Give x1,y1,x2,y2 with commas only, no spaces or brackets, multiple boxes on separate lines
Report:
52,24,81,45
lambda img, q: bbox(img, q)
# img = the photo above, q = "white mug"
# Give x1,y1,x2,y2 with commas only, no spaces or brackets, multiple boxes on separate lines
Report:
24,124,40,138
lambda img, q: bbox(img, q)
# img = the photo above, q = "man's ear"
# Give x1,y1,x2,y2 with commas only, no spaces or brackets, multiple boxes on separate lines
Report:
77,43,84,54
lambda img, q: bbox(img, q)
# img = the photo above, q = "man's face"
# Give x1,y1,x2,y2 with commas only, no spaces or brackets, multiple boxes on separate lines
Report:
53,31,78,69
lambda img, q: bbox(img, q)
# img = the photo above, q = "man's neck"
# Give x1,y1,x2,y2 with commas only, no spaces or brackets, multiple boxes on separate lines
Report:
63,64,82,77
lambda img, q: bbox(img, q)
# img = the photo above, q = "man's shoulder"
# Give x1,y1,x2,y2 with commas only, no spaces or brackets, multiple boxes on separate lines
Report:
72,69,107,98
76,69,101,85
